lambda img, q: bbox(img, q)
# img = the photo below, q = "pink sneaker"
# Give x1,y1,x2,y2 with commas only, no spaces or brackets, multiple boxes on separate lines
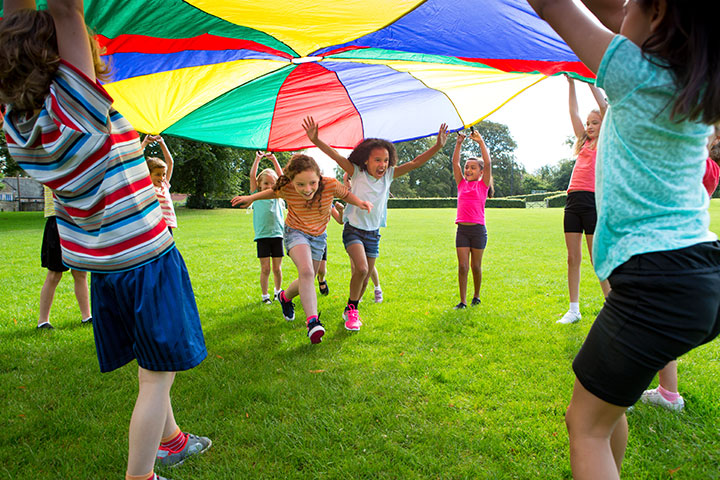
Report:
343,304,362,331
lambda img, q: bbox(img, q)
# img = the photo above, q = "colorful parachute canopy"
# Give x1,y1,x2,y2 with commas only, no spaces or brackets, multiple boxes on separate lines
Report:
1,1,593,150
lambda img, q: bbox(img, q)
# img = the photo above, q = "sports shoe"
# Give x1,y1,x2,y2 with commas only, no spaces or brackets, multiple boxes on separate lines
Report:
453,302,466,310
374,287,383,303
278,290,295,321
81,316,93,324
156,433,212,467
556,310,581,324
37,322,54,330
471,297,481,306
318,280,329,296
307,315,325,344
640,388,685,412
343,304,362,331
262,296,272,305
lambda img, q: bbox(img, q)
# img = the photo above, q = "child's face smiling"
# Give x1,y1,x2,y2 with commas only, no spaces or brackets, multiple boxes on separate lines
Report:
464,160,482,181
366,147,390,179
292,169,320,200
150,167,166,188
586,112,602,139
259,175,276,191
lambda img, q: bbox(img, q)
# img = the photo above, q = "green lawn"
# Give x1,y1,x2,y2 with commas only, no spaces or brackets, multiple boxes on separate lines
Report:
1,205,719,479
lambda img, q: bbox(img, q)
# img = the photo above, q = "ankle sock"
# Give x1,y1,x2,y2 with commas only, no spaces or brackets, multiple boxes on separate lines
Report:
374,285,382,292
280,291,289,303
262,294,270,300
658,385,680,402
125,471,155,480
160,427,187,452
569,302,580,314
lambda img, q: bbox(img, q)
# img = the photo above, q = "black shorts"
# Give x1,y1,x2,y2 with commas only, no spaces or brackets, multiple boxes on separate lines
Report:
572,241,720,406
455,223,488,249
321,246,327,261
564,191,597,234
41,216,69,272
256,237,284,258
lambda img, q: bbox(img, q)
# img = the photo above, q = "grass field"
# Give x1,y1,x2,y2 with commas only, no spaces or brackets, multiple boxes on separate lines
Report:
1,206,719,479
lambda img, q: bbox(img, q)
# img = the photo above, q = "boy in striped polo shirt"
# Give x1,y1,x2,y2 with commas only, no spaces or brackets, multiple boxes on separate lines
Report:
0,1,210,479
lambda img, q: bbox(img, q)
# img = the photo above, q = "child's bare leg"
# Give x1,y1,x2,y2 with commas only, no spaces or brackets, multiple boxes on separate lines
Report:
259,257,271,296
470,248,484,299
657,360,679,392
586,234,611,298
271,257,283,292
70,269,91,320
316,259,327,282
456,247,470,304
565,233,583,303
358,257,376,300
38,270,62,326
566,378,627,480
370,266,380,288
287,245,318,316
127,367,176,476
346,243,369,302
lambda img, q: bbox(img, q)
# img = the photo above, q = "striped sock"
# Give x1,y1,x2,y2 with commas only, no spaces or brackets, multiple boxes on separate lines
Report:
160,427,187,452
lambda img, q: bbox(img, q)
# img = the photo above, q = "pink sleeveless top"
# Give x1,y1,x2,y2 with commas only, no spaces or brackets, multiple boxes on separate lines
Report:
567,141,597,193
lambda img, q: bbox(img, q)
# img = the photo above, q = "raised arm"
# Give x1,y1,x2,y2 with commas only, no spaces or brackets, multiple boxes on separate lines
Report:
470,131,493,187
526,0,614,74
249,151,262,192
394,123,448,178
452,132,465,185
3,0,37,15
47,0,96,81
230,188,276,208
266,152,283,177
567,77,586,139
580,0,624,33
156,136,174,182
589,83,608,118
302,116,355,176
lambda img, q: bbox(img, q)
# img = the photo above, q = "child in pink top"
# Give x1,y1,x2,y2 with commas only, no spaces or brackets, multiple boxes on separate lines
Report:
557,77,611,325
143,135,177,233
452,128,492,309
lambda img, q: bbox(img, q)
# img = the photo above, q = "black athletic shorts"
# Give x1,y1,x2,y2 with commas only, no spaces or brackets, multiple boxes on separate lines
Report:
455,223,488,250
256,237,284,258
563,191,597,234
41,216,69,272
321,246,327,261
573,241,720,406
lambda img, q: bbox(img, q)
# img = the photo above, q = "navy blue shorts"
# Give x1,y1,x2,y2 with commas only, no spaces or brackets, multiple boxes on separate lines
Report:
455,223,488,249
573,241,720,406
90,247,207,373
342,223,381,258
256,237,284,258
564,191,597,234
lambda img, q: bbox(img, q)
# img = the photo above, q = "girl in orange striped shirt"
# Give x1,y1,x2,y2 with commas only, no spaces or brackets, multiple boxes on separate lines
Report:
233,154,372,344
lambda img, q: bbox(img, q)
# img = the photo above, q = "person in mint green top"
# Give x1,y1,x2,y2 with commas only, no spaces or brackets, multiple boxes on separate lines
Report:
303,116,448,332
526,1,720,478
249,151,285,304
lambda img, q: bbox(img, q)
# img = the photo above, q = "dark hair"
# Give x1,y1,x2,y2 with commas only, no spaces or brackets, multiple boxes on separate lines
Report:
638,0,720,124
0,9,110,116
347,138,398,172
273,154,325,209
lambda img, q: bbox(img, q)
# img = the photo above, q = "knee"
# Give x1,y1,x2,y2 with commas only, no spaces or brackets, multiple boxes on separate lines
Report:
71,269,87,282
567,252,582,267
260,264,271,275
457,263,469,276
354,264,369,278
297,266,315,281
272,264,283,275
46,270,63,284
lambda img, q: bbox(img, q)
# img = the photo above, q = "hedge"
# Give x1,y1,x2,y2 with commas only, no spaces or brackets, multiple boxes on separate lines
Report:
207,197,527,210
505,191,565,202
545,193,567,208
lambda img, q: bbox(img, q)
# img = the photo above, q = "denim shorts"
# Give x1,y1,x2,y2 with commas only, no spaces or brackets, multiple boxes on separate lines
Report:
284,226,327,262
342,223,381,258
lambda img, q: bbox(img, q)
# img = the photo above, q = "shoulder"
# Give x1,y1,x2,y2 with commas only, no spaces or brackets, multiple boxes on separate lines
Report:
596,35,657,101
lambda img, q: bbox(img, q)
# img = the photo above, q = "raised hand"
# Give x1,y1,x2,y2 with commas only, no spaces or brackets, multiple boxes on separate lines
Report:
231,195,250,208
436,123,449,147
302,116,320,144
469,129,483,143
456,131,466,143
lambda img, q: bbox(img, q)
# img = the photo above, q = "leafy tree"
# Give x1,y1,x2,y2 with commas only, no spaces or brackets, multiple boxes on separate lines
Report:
0,132,25,177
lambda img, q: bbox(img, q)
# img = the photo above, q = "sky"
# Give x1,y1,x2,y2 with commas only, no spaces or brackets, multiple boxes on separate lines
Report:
309,74,602,177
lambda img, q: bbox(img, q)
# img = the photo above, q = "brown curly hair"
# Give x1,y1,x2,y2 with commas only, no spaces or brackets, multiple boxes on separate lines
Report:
347,138,398,172
0,9,110,116
273,154,325,209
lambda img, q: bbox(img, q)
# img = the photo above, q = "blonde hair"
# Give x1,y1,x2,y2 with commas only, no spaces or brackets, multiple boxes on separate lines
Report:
0,9,110,115
146,157,167,173
573,109,602,156
257,168,278,186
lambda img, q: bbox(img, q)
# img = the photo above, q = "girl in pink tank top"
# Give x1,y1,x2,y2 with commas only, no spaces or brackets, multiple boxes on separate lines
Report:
557,77,611,325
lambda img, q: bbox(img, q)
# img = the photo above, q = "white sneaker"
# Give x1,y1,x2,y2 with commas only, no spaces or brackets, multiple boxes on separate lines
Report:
556,310,581,324
640,388,685,411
